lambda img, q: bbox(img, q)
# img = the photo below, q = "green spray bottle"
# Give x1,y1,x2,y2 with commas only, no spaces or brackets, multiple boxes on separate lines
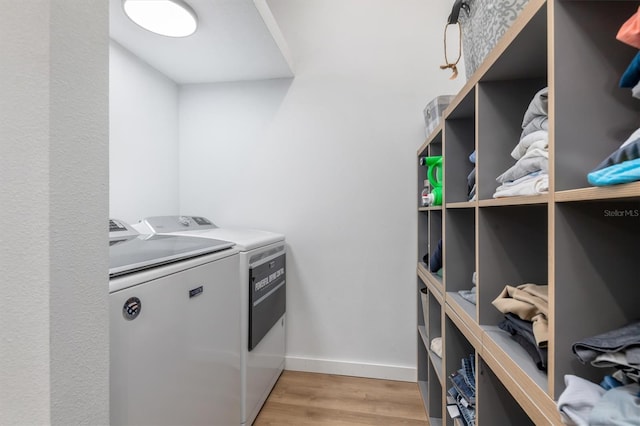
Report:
419,156,443,206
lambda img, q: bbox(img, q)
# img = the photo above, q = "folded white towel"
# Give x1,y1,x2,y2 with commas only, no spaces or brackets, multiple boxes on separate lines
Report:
497,148,549,184
493,172,549,198
511,130,549,160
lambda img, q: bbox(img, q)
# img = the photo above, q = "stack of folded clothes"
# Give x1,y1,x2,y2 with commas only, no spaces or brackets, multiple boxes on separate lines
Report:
573,320,640,383
494,87,549,198
557,374,640,425
492,283,548,370
556,320,640,424
447,354,476,426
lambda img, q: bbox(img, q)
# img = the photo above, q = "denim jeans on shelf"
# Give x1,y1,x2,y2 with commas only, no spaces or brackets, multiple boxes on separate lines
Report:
461,353,476,391
447,386,475,426
451,372,476,406
457,397,476,426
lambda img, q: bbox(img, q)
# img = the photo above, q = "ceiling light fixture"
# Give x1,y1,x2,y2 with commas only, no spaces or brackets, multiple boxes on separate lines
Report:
123,0,198,38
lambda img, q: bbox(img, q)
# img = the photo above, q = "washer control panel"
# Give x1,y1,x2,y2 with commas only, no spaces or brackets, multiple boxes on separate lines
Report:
109,219,139,241
138,215,217,233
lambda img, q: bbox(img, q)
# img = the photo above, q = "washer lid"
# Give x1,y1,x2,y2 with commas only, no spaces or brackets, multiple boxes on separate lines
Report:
109,234,234,277
137,215,284,251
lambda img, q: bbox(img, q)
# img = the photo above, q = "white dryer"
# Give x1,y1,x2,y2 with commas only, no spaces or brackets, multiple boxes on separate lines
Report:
109,219,241,426
134,216,286,426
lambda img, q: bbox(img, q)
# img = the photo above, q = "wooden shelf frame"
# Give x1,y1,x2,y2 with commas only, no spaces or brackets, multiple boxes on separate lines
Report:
417,1,640,423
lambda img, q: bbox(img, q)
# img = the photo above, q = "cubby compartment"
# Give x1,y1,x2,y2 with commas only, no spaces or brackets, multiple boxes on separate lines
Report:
418,212,429,265
444,208,477,323
476,79,548,201
479,0,547,83
553,1,640,192
418,132,442,209
418,275,445,424
444,87,476,205
475,356,535,425
428,359,444,426
476,204,549,402
476,205,548,326
428,210,443,279
553,199,640,397
428,291,444,370
418,325,430,407
444,317,476,426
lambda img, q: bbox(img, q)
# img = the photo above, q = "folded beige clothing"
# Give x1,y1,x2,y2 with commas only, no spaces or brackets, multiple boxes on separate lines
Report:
492,283,549,347
430,337,442,358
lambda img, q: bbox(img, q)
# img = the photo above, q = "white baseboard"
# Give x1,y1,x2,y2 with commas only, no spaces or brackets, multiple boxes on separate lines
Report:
285,356,417,382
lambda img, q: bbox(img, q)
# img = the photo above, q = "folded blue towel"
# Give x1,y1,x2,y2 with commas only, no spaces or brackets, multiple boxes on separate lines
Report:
588,158,640,186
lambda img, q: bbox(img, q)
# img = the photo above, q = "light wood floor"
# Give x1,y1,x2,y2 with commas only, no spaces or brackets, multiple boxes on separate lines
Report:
253,371,429,426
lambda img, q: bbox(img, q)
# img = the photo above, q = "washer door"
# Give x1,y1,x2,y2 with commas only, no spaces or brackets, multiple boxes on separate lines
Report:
248,253,286,351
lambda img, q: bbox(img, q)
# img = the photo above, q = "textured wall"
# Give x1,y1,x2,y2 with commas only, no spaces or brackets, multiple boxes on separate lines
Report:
49,2,110,424
0,1,109,424
0,1,52,422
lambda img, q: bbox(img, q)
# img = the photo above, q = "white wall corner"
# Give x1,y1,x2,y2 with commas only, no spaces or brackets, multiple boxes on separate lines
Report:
254,0,295,76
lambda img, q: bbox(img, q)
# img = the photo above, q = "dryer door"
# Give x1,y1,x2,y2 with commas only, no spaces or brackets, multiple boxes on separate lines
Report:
248,252,286,351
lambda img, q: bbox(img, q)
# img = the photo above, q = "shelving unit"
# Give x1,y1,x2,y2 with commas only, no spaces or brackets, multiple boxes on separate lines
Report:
415,0,640,424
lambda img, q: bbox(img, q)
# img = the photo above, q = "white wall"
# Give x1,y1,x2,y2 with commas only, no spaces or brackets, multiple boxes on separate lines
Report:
109,42,180,224
0,1,109,424
180,0,464,380
179,78,292,224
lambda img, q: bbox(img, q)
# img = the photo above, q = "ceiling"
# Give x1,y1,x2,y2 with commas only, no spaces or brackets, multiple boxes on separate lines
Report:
109,0,294,84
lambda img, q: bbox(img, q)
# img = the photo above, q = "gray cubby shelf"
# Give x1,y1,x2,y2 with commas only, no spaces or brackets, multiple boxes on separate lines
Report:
477,194,548,207
445,201,476,209
418,325,428,351
429,350,444,387
444,316,476,426
416,0,640,423
446,292,475,324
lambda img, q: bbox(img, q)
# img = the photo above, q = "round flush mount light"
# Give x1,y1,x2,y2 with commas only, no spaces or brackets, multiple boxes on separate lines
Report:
123,0,198,38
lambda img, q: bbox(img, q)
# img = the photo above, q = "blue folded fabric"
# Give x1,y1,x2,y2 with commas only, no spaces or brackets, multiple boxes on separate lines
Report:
429,239,443,273
469,151,476,164
620,51,640,88
601,375,624,391
588,158,640,186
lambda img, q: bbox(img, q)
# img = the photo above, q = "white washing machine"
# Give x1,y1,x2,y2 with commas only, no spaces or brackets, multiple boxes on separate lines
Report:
134,216,286,426
109,219,241,426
